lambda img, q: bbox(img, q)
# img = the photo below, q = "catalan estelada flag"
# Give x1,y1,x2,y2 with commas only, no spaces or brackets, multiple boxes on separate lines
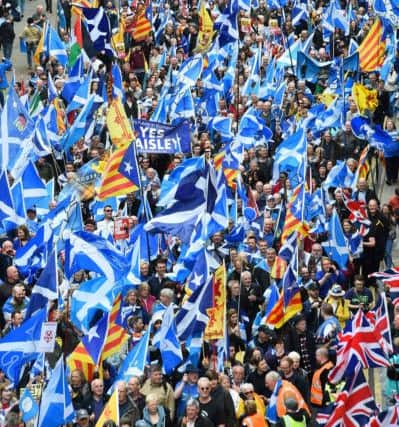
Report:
96,141,140,200
358,17,385,72
101,294,129,361
281,184,309,243
67,342,96,382
95,388,119,427
266,288,302,329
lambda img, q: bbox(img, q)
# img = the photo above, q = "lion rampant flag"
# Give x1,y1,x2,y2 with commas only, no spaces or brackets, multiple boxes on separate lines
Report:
204,263,226,340
352,83,378,115
95,388,119,427
106,98,135,147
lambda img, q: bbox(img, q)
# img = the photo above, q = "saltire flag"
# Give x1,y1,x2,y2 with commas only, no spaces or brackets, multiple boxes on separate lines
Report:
281,184,309,242
21,160,48,209
317,366,377,427
358,17,385,72
97,141,139,200
95,388,119,427
369,267,399,305
176,273,213,340
367,291,393,355
25,250,58,318
322,160,356,190
82,7,114,57
204,263,226,340
0,171,24,228
62,53,85,102
116,329,150,381
48,25,68,66
265,378,282,424
213,0,239,47
67,342,96,382
328,309,390,384
152,304,183,374
176,54,204,87
322,209,350,270
101,294,129,361
37,357,75,427
0,308,46,384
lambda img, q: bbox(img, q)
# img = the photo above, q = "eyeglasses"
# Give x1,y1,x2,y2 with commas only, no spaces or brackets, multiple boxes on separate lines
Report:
200,387,210,391
244,391,254,395
104,209,112,212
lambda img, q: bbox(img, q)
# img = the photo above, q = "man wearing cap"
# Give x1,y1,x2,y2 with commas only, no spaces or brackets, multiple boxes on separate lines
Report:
325,284,351,329
276,398,309,427
174,365,199,419
303,282,323,332
74,409,92,427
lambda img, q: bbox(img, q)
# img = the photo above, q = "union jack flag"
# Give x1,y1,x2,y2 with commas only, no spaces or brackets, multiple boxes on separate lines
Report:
369,268,399,305
317,366,377,427
345,199,371,236
366,292,393,356
365,405,399,427
328,309,390,383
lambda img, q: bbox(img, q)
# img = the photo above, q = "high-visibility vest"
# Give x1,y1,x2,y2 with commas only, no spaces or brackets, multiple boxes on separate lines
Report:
277,381,310,417
310,361,334,405
242,413,267,427
282,414,307,427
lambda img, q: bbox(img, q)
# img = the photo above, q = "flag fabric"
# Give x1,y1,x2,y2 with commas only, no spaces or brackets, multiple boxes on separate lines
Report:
22,160,48,209
266,378,282,424
106,97,135,147
25,250,58,318
62,54,84,102
37,357,75,427
358,17,385,72
19,387,39,423
322,160,356,189
48,25,68,66
67,342,96,382
322,209,350,269
101,294,129,361
266,284,302,329
82,7,114,56
352,83,379,114
130,2,152,41
81,312,109,366
97,142,139,200
369,268,399,304
318,367,377,427
204,263,226,340
116,329,150,381
95,388,119,427
367,292,393,355
0,308,46,384
328,309,390,384
152,304,183,374
0,171,23,227
281,184,309,242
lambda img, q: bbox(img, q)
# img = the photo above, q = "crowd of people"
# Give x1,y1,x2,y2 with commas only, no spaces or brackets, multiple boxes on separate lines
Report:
0,0,398,426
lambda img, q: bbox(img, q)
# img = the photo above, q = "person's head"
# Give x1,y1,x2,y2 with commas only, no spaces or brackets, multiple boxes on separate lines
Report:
117,381,128,404
266,247,276,264
126,289,138,305
229,280,240,297
321,303,334,319
2,240,14,256
139,282,150,297
265,371,280,391
328,284,345,299
186,366,200,384
357,177,368,192
241,271,252,287
197,377,211,399
285,397,299,414
10,311,23,327
6,266,19,283
232,365,245,384
127,376,141,395
146,394,159,414
70,369,85,387
159,288,174,306
368,199,379,215
155,259,167,276
354,275,365,292
293,315,307,333
103,205,113,219
279,356,294,377
12,285,25,304
185,398,200,421
287,352,301,370
17,225,30,241
244,399,257,416
315,347,329,366
91,378,104,397
150,365,163,385
311,243,323,258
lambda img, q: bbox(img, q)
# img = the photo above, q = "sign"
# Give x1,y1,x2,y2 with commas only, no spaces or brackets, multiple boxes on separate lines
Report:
114,217,130,240
38,322,57,353
133,119,191,154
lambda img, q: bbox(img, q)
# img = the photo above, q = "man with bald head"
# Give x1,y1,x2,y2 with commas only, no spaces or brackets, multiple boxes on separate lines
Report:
353,177,379,204
0,240,15,282
89,378,107,424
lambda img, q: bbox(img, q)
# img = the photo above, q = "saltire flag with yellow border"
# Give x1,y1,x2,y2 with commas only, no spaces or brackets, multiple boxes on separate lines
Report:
358,17,385,72
96,141,140,200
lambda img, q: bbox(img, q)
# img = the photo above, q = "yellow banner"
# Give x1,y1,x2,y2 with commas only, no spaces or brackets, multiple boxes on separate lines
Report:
205,263,226,340
106,97,135,147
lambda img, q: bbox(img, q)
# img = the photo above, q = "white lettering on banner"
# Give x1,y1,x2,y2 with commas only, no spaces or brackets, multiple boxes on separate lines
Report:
135,137,180,152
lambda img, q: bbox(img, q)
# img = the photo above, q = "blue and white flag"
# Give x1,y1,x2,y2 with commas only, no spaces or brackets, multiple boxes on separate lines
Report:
25,250,58,318
2,178,26,231
21,160,48,210
133,119,191,154
117,329,150,380
0,308,46,384
0,171,18,225
20,387,39,423
266,378,282,424
176,274,213,340
82,7,114,57
322,209,350,269
153,304,183,374
0,84,35,172
38,357,74,427
176,54,204,87
322,160,356,189
61,54,84,103
81,312,109,365
48,25,68,66
66,69,93,113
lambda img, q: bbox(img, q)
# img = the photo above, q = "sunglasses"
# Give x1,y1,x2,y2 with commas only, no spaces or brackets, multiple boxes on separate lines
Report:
200,387,210,391
104,209,112,212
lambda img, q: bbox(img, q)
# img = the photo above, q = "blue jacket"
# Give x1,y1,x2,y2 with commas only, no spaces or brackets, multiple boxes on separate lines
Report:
0,59,12,90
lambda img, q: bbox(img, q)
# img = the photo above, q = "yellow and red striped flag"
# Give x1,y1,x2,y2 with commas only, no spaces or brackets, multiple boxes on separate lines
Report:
67,342,96,382
266,290,302,329
130,2,152,41
358,18,385,72
101,294,129,361
96,142,139,200
356,145,370,180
